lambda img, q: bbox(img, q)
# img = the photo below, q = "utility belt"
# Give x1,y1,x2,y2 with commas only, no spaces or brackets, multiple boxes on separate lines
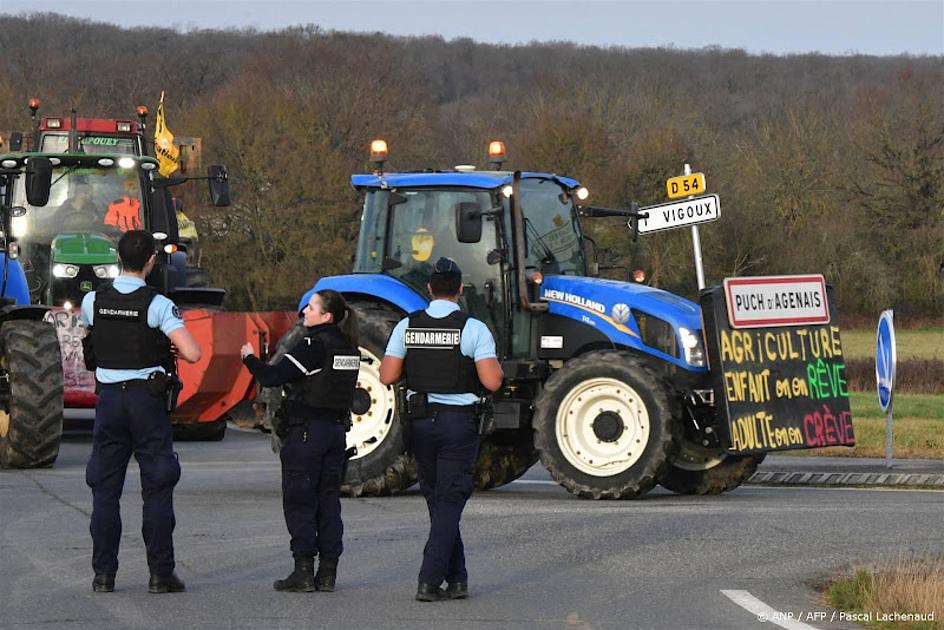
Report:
398,388,494,436
97,371,183,413
273,400,352,438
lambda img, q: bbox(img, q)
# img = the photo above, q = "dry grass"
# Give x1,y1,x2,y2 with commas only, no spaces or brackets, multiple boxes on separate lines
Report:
827,554,943,629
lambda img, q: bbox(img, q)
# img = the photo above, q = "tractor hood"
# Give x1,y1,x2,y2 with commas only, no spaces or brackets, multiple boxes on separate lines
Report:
539,275,705,370
51,232,118,264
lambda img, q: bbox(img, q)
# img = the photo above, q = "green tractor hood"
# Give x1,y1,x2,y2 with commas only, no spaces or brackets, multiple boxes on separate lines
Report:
51,232,118,264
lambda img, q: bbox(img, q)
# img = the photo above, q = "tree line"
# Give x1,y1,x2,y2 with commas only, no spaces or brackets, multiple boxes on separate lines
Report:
1,13,941,320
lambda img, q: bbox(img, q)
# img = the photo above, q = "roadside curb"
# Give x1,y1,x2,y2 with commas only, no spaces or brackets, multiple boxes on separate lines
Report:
747,471,944,487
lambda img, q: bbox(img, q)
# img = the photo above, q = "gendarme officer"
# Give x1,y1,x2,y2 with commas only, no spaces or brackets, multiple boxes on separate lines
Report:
240,289,360,593
80,230,201,594
379,257,503,602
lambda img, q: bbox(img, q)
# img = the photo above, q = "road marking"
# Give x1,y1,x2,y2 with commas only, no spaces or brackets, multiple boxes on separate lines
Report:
510,479,559,486
721,590,820,630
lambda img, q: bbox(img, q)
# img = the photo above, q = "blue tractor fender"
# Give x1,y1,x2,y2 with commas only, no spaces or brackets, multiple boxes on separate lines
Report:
301,274,429,314
0,256,32,306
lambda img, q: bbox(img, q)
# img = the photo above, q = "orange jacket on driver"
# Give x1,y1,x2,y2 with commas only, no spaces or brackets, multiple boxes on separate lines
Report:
105,197,142,232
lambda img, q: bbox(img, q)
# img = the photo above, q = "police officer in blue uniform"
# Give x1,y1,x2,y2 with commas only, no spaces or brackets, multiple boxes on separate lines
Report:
380,257,503,602
81,230,202,594
240,289,360,593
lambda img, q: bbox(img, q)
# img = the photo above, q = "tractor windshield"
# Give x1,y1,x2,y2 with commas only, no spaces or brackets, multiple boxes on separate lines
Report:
11,166,145,301
40,133,139,155
355,188,498,295
517,178,587,276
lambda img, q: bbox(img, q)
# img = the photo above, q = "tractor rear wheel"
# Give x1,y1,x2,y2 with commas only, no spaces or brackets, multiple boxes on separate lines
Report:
474,431,538,490
659,441,766,495
341,302,416,497
533,350,677,499
0,320,64,468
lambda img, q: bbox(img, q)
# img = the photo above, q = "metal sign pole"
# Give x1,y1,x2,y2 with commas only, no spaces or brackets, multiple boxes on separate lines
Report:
684,163,706,290
876,309,896,469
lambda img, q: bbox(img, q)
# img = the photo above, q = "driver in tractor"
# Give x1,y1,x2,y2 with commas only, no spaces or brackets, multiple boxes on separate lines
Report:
104,178,143,232
55,180,100,229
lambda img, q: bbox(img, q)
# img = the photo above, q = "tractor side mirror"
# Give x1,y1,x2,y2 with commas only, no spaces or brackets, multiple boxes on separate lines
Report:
9,132,23,152
455,202,482,243
25,156,53,207
207,164,231,207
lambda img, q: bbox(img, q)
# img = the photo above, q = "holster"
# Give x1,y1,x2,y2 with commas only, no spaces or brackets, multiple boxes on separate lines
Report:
475,398,495,436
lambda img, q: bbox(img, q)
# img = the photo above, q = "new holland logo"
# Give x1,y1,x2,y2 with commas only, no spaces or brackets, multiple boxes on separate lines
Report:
612,303,630,324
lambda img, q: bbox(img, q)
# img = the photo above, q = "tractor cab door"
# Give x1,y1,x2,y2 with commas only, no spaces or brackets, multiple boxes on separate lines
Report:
380,188,505,351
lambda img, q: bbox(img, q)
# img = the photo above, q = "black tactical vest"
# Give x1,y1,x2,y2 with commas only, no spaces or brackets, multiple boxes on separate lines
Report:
92,284,173,370
285,324,361,411
403,310,483,395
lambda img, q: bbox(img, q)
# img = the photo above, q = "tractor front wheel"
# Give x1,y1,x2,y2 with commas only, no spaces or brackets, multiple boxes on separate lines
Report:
0,320,64,468
533,350,677,499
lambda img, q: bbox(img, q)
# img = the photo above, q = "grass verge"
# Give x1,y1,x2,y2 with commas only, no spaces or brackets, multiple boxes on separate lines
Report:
784,392,943,459
841,327,943,361
825,555,942,629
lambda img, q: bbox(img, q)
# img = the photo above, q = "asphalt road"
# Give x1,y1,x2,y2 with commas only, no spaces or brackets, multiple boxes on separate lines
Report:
1,427,941,630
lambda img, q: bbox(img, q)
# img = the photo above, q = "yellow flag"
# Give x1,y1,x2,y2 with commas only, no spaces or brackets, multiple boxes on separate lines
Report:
154,91,180,177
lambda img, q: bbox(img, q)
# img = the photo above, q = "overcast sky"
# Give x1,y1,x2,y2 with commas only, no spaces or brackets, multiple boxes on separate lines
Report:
4,1,942,56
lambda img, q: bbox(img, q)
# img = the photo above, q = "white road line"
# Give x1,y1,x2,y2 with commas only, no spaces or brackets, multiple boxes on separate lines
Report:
510,479,559,485
721,590,820,630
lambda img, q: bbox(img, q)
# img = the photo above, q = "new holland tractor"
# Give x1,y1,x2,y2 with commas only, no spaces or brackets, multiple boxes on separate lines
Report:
294,140,853,499
0,155,65,467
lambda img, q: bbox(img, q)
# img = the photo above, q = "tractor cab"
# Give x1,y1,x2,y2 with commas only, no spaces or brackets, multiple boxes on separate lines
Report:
7,153,177,307
351,170,589,358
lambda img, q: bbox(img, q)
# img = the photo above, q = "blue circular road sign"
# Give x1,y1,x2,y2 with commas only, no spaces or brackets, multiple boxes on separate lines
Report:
875,310,896,412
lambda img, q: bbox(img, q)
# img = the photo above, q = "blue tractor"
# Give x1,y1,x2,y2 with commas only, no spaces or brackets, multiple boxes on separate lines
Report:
298,142,765,499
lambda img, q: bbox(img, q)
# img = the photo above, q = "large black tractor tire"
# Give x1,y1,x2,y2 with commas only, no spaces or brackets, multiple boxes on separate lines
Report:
173,418,227,442
0,320,64,468
533,350,678,499
659,445,766,495
474,430,539,490
341,302,416,496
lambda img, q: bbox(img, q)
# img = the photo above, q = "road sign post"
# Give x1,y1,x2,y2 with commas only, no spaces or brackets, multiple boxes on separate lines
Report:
876,310,896,468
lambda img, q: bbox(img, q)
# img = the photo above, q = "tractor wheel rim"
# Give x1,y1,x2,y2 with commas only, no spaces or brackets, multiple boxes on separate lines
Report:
346,346,396,460
0,410,8,439
555,376,650,477
672,440,727,471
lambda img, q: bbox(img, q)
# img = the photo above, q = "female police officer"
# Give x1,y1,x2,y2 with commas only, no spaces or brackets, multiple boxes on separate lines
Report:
240,289,360,593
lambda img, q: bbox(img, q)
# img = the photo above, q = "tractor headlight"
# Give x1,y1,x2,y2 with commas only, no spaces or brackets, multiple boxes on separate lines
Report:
52,263,80,278
678,327,706,367
93,264,120,278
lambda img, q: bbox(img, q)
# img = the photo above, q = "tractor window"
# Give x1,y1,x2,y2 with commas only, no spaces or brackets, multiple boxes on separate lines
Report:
40,133,138,155
385,189,497,297
353,190,389,274
518,178,586,276
11,168,145,302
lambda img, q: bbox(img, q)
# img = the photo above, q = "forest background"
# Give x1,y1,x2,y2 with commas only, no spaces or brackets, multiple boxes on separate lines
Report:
0,13,941,321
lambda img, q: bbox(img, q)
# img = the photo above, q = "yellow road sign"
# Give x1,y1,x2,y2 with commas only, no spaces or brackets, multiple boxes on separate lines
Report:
666,172,706,199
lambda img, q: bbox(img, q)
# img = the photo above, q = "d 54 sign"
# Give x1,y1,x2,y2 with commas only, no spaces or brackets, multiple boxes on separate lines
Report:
666,172,706,199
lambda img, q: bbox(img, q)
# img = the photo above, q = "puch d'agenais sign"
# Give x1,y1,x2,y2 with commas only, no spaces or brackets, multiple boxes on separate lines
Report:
701,276,854,454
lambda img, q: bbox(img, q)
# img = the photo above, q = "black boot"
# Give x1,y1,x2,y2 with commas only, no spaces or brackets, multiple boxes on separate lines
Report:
445,581,469,599
415,582,446,602
148,573,186,594
92,573,115,593
274,557,315,592
314,558,338,592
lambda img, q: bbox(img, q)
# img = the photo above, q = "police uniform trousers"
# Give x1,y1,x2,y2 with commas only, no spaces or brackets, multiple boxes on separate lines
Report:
411,407,481,585
280,414,348,560
85,383,181,577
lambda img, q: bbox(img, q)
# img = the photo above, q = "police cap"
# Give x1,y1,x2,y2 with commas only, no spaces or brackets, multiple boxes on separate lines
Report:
431,256,462,278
